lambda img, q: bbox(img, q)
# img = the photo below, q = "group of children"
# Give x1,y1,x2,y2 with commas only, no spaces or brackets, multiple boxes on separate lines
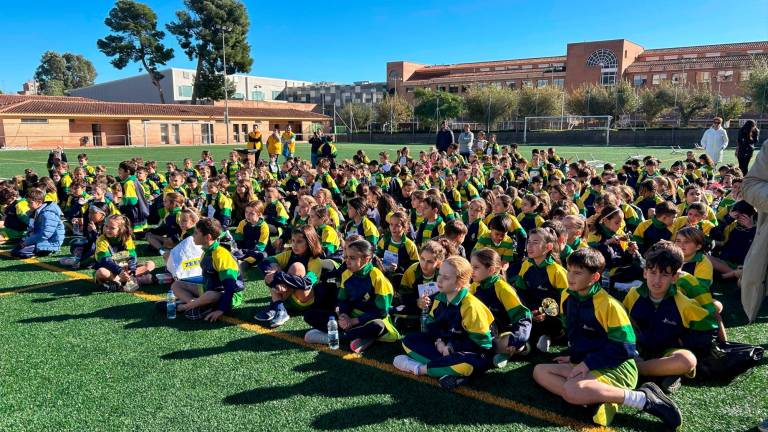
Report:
0,140,755,429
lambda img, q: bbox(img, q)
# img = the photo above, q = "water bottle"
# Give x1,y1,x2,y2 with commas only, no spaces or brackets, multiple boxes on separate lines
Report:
166,289,177,320
327,316,339,350
420,305,429,333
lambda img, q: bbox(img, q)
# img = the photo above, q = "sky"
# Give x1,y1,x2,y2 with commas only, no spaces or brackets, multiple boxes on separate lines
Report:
1,0,767,93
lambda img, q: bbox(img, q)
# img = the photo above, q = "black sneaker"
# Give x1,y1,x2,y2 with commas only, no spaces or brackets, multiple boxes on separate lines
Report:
102,281,121,292
659,375,682,394
438,375,467,390
185,307,212,321
639,382,682,429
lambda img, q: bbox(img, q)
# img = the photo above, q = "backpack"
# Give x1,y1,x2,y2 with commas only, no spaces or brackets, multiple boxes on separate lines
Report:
696,340,764,380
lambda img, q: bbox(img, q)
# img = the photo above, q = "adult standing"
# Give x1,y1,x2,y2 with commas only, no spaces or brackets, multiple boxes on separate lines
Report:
739,137,768,322
246,124,263,161
281,125,297,159
309,130,324,168
435,121,454,153
457,124,474,160
736,120,760,174
700,117,729,165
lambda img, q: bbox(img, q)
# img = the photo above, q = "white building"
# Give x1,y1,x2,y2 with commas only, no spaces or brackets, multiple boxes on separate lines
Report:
69,68,313,104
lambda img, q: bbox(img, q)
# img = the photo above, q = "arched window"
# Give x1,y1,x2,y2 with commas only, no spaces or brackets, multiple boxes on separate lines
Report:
586,49,618,86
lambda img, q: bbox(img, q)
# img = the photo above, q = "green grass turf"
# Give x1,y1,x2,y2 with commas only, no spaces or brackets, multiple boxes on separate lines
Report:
0,143,760,431
0,142,739,180
0,242,765,432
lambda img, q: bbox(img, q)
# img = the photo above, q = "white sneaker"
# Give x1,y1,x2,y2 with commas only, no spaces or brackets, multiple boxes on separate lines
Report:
393,354,422,375
536,335,551,353
304,329,330,345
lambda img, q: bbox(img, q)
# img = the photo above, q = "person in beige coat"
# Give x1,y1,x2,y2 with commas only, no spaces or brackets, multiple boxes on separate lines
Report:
739,138,768,322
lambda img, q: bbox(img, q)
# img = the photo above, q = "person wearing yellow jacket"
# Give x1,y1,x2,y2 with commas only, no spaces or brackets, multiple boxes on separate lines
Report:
266,127,282,163
281,125,297,159
246,124,263,161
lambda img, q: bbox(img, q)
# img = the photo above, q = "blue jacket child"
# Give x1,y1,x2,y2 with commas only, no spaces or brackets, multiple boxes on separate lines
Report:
11,189,65,258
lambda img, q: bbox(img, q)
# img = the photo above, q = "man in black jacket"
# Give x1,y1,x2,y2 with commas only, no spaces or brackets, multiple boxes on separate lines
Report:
435,121,454,153
309,131,324,168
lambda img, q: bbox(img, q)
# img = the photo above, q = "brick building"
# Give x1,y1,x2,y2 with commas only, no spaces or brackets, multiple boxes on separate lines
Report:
387,39,768,103
0,95,330,149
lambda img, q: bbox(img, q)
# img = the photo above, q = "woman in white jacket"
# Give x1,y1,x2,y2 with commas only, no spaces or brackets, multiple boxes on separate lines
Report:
700,117,729,165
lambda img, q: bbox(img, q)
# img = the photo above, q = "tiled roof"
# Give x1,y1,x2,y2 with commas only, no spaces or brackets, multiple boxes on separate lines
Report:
420,56,567,71
626,53,768,73
0,94,95,106
642,41,768,56
0,100,330,120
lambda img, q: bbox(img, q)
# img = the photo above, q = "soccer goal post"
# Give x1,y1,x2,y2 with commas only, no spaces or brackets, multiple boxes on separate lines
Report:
523,115,613,145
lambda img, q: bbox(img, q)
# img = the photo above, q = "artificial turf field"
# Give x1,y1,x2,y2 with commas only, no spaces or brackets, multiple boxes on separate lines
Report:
0,143,765,432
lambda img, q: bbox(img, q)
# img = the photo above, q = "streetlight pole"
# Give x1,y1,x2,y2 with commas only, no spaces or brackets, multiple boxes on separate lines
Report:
217,25,232,145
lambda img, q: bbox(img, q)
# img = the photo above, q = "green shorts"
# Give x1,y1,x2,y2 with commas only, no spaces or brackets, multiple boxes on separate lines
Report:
0,227,24,241
589,359,639,426
199,285,244,309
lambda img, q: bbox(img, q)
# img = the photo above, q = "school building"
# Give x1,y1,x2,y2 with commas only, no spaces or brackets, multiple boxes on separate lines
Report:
387,39,768,103
0,95,330,149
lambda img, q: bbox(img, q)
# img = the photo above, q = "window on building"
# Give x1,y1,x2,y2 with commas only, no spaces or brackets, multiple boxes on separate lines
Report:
178,85,193,98
251,90,265,101
305,95,311,103
160,124,169,145
537,79,548,87
448,85,459,93
740,70,751,81
461,85,468,93
182,71,191,79
601,70,617,86
698,71,711,84
521,65,533,70
20,118,48,124
172,124,180,145
272,90,283,100
506,81,517,89
553,78,565,88
405,87,414,93
586,48,618,87
233,124,240,142
717,70,733,82
652,74,667,85
522,80,532,88
633,75,648,86
479,67,490,72
437,86,447,92
233,92,244,100
671,73,686,85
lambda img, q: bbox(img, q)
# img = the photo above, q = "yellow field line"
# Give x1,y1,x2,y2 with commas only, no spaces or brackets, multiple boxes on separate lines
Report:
1,253,611,432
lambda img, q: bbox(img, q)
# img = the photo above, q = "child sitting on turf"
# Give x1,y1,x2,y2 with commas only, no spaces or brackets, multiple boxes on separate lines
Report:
470,247,532,368
396,239,447,321
308,205,342,260
709,200,756,279
168,218,244,322
588,205,644,290
393,256,494,389
443,219,469,259
623,241,718,394
60,201,110,269
415,196,445,248
304,239,400,353
0,186,31,245
533,248,682,428
513,227,568,353
233,200,271,267
254,226,324,328
204,178,233,229
464,198,490,253
473,214,516,274
376,210,419,279
344,197,379,246
93,214,155,292
631,201,676,256
145,192,185,252
10,188,65,259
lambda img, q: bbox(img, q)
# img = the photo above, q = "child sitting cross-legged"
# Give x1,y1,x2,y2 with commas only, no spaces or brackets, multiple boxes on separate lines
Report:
145,192,185,253
93,214,155,292
166,217,244,322
232,200,271,267
533,248,682,428
469,247,532,369
10,188,65,258
393,256,494,390
623,241,718,395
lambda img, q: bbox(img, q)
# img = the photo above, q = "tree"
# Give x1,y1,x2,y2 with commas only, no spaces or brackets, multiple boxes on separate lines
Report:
34,51,97,94
167,0,253,103
413,88,463,130
97,0,175,103
463,85,517,131
743,58,768,114
339,102,374,131
566,84,611,116
713,95,746,126
610,79,640,121
673,84,713,126
516,85,564,118
374,94,412,132
638,86,675,127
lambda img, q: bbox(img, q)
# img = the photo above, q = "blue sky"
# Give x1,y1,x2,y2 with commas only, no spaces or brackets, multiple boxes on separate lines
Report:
1,0,767,93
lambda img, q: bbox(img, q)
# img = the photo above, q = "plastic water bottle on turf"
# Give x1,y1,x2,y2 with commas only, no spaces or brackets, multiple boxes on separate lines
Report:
166,289,177,320
420,305,429,333
327,316,339,350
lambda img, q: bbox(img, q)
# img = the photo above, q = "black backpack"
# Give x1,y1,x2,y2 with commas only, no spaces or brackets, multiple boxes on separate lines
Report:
696,340,764,380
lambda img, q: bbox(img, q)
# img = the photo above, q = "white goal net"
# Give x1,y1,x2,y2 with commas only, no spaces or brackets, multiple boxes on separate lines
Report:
523,115,612,145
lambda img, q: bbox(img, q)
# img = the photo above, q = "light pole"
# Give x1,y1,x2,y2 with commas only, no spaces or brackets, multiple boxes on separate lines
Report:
217,25,232,145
